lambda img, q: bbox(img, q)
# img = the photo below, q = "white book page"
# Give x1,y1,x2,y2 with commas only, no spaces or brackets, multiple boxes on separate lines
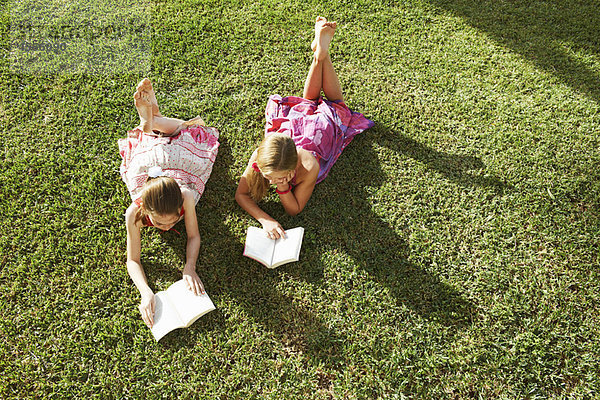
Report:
243,226,275,266
272,227,304,268
166,280,215,326
151,292,184,341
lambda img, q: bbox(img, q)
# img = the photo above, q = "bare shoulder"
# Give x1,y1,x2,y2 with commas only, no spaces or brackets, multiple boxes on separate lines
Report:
181,187,192,200
298,149,319,179
241,149,259,177
125,202,141,228
180,187,196,207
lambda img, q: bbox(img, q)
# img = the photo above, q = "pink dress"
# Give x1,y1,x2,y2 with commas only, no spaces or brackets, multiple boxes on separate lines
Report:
118,125,219,204
265,95,374,183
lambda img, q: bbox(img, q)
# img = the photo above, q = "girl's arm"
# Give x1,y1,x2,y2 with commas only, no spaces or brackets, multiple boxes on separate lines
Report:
278,156,319,216
125,203,155,328
181,189,205,295
236,163,287,239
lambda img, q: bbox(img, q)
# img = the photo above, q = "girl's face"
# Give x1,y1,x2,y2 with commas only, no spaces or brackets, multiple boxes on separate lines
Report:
262,169,295,185
149,212,181,231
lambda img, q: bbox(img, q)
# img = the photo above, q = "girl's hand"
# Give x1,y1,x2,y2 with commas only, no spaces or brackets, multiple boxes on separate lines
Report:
261,219,286,240
276,182,291,193
285,170,296,184
272,170,296,186
139,292,155,328
183,266,205,296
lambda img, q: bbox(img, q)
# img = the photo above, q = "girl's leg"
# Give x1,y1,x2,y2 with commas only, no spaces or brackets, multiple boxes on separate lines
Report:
321,53,343,102
151,116,186,134
302,18,341,101
137,79,204,135
137,78,162,117
152,115,205,135
302,56,324,100
134,89,153,133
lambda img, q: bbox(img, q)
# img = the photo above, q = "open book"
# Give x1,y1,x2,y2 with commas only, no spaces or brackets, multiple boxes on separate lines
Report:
243,226,304,268
150,280,216,341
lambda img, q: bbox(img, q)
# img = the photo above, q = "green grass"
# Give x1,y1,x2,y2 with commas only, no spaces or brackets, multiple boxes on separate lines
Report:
1,0,600,398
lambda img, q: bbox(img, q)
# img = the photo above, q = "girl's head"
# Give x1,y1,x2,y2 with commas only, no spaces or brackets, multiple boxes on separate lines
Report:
136,176,183,230
247,133,298,201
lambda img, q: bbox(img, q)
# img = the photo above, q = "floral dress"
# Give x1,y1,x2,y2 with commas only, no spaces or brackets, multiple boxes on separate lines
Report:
118,125,219,204
264,95,374,183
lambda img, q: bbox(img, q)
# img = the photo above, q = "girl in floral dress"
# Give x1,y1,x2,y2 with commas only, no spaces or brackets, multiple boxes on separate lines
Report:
119,79,219,328
236,17,374,239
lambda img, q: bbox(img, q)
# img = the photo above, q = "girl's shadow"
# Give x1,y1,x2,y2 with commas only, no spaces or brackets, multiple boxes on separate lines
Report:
279,124,488,329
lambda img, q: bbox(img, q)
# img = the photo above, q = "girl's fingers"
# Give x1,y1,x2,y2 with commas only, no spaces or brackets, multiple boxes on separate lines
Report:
276,226,286,239
142,307,153,327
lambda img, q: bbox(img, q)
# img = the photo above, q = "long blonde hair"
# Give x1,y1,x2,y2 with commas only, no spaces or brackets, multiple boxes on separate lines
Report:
247,133,298,201
135,176,183,224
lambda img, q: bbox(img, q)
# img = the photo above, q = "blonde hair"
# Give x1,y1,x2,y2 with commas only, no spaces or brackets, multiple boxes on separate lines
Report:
135,176,183,224
247,134,298,202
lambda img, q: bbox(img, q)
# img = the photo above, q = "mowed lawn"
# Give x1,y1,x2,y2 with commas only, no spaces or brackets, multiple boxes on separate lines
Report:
1,0,599,398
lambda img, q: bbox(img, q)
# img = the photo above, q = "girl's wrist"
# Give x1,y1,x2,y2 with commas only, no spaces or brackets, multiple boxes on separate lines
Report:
183,263,196,273
276,183,291,195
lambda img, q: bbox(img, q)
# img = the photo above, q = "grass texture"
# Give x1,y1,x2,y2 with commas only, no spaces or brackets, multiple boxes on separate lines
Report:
1,0,599,398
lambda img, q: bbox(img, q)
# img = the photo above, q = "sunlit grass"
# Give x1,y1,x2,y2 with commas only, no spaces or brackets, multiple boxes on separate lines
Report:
1,0,599,398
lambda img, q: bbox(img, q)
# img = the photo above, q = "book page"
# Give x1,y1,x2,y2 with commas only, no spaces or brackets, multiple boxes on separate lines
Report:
166,280,216,327
151,292,184,341
271,227,304,268
243,226,275,266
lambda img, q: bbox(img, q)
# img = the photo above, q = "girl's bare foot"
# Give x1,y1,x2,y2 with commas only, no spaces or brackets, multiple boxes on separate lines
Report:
136,78,161,117
134,88,153,133
311,16,327,52
182,115,206,127
315,20,337,60
169,115,206,137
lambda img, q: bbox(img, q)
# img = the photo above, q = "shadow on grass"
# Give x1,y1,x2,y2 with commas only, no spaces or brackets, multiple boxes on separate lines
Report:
374,123,510,194
428,0,600,103
143,123,500,362
145,135,344,362
278,124,482,331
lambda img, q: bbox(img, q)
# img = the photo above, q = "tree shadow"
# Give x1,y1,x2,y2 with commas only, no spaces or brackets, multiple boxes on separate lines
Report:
428,0,600,103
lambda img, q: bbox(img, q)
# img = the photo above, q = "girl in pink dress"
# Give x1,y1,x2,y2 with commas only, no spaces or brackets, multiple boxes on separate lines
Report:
118,79,219,328
236,17,374,239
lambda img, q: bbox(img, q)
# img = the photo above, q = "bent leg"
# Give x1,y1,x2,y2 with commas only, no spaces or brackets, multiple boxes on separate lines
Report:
302,56,324,100
152,115,206,135
303,17,340,101
321,54,343,102
152,116,186,134
137,78,162,117
134,89,153,133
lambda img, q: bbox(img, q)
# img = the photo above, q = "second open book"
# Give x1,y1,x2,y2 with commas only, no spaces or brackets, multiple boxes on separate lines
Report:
243,226,304,268
150,280,216,341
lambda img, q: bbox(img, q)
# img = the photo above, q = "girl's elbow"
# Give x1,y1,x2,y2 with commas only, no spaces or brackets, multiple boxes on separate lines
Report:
126,259,141,273
188,233,201,244
286,208,302,217
235,191,246,206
